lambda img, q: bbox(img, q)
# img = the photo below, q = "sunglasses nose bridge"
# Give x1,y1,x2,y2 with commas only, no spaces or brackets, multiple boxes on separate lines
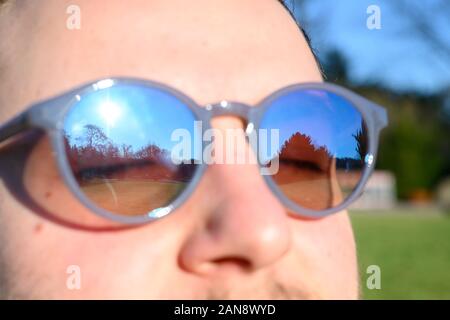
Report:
204,101,252,122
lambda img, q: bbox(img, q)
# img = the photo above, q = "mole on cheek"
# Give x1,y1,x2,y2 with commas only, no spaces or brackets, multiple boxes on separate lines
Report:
34,223,44,234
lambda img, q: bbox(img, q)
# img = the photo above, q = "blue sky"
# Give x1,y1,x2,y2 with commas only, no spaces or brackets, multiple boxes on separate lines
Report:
286,0,450,94
64,84,199,159
260,89,363,160
65,85,364,163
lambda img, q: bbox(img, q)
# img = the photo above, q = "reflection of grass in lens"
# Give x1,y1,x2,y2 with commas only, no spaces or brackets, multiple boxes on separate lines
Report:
277,179,332,210
336,170,363,198
274,165,364,211
274,163,333,210
80,179,185,216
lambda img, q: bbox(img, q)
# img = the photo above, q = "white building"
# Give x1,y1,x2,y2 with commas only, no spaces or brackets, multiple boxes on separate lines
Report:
350,170,396,210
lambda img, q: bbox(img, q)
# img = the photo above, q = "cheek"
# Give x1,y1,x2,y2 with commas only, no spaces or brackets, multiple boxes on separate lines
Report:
0,134,197,298
289,212,358,298
0,199,183,298
23,136,119,228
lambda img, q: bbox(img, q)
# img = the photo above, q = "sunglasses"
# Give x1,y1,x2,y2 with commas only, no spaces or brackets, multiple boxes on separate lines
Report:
0,78,388,224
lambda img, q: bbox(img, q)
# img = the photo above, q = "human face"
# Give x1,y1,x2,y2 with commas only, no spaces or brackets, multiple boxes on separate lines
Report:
0,0,358,299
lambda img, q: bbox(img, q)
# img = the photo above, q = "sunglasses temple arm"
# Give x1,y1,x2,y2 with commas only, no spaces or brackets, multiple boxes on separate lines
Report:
375,105,389,129
367,100,389,130
0,112,30,144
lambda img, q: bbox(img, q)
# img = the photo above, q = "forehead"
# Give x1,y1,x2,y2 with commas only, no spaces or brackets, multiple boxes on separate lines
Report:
0,0,321,118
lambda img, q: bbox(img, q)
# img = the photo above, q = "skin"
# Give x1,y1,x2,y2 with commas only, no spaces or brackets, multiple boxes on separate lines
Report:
0,0,358,299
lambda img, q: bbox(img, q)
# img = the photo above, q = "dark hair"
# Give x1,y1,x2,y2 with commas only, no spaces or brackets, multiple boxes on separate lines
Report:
278,0,323,74
278,1,312,44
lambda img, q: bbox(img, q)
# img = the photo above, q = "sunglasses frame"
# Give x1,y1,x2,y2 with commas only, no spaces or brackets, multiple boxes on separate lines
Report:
0,77,388,224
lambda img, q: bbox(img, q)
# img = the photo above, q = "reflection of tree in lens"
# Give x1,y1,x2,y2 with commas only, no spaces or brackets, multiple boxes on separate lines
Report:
330,121,367,203
268,124,367,211
64,125,196,216
269,131,334,210
353,120,368,163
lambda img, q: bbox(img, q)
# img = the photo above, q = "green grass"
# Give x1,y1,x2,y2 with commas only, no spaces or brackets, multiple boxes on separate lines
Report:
350,209,450,299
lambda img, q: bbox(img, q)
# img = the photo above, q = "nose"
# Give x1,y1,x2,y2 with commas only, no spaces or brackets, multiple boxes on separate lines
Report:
178,117,291,275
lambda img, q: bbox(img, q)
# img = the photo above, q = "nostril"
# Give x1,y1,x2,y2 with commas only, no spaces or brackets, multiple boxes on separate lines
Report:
211,257,252,270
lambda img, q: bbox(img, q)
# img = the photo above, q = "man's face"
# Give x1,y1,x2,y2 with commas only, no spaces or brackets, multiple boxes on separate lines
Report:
0,0,358,299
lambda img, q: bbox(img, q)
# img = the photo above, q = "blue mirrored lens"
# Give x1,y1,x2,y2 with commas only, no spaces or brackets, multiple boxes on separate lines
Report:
260,89,368,211
63,83,199,216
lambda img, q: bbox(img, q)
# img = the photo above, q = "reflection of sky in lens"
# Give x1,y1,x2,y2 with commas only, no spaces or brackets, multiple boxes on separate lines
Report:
260,90,364,160
64,84,199,160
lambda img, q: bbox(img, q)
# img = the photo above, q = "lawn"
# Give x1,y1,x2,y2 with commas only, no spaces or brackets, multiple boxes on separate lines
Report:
81,179,184,215
350,209,450,299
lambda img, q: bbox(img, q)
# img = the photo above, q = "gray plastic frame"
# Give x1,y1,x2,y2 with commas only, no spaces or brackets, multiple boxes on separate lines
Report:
0,77,388,224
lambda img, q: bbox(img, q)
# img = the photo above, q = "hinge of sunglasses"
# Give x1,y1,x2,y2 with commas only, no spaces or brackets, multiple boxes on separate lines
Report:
364,153,375,168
